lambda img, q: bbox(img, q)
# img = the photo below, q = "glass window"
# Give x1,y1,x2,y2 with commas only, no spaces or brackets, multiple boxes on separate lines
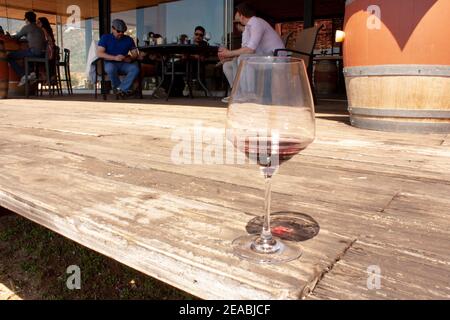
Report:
164,0,224,45
0,0,227,92
112,0,225,46
0,1,99,91
57,1,99,90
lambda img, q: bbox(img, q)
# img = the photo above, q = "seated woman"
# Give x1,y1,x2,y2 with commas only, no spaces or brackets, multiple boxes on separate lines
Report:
37,17,55,59
37,17,57,82
179,34,189,45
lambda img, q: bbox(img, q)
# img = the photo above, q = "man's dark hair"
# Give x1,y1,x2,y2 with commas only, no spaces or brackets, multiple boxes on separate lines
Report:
235,2,256,18
25,11,37,23
195,26,205,35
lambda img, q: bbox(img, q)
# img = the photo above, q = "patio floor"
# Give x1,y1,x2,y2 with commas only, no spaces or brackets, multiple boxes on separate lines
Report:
0,95,449,300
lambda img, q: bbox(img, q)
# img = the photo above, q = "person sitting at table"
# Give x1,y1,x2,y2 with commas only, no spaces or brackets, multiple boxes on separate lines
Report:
153,34,163,44
97,19,140,97
35,17,57,84
190,26,209,64
7,11,47,86
37,17,56,61
187,26,210,88
147,32,155,45
179,34,189,45
218,2,284,102
193,26,208,46
147,32,163,45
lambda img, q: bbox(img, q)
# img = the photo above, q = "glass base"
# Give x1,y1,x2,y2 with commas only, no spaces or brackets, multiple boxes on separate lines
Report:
232,235,302,264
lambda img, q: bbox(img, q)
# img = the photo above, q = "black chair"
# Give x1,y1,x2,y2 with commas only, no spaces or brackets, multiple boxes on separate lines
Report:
24,47,61,98
57,48,73,95
94,58,110,100
94,58,143,100
274,25,323,101
39,45,63,96
281,30,295,47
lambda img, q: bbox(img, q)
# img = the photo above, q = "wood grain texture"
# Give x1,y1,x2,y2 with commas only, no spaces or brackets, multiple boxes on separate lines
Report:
0,97,449,300
0,283,21,300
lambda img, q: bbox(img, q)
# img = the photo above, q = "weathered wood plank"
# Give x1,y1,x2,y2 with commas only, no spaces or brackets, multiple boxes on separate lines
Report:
307,188,450,300
0,129,398,212
2,100,449,182
0,282,21,300
3,141,448,262
307,240,450,300
1,97,449,300
0,143,354,300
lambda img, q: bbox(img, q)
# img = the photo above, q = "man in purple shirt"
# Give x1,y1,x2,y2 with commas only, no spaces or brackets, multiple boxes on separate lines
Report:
218,2,284,102
97,19,140,96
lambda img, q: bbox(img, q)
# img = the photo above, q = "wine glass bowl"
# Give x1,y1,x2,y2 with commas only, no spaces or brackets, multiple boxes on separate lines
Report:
226,56,316,264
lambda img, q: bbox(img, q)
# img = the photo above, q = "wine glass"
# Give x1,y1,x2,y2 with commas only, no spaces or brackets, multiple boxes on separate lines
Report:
226,56,316,264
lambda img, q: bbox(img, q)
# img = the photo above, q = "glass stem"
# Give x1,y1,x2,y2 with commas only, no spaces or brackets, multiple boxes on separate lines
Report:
261,176,273,242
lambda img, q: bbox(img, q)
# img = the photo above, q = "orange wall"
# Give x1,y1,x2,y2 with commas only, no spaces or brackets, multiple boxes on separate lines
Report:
343,0,450,66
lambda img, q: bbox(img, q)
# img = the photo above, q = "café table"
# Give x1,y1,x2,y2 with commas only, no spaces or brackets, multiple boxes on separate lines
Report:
0,36,29,97
138,44,219,100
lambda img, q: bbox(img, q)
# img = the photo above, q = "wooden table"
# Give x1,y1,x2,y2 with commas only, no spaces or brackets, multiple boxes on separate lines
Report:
0,97,449,300
138,44,219,56
138,44,219,99
0,36,28,97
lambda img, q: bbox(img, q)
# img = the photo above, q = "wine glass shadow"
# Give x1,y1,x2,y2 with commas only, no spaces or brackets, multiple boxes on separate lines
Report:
245,211,320,242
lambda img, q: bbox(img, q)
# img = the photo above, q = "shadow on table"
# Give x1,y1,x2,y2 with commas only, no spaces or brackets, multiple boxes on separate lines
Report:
245,211,320,242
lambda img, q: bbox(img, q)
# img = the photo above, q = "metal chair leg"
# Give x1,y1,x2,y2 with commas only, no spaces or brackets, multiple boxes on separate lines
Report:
151,59,166,99
25,60,29,98
94,72,98,99
166,59,175,101
187,60,193,99
64,65,68,94
56,65,63,96
66,65,73,95
45,61,52,96
197,58,209,97
102,81,108,100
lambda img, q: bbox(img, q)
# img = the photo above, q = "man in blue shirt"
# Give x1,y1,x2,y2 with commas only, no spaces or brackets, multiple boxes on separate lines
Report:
97,19,140,96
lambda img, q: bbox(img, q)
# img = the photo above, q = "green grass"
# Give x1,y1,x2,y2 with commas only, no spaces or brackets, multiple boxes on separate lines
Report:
0,214,197,300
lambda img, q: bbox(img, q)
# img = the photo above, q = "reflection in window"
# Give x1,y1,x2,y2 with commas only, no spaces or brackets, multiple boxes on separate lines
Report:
0,0,226,91
112,0,225,46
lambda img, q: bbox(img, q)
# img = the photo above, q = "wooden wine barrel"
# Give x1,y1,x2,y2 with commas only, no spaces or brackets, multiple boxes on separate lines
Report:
314,58,338,95
343,0,450,133
0,41,9,99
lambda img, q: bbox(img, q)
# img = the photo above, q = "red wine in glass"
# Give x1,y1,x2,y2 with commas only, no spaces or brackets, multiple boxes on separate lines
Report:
226,56,316,264
236,137,307,167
